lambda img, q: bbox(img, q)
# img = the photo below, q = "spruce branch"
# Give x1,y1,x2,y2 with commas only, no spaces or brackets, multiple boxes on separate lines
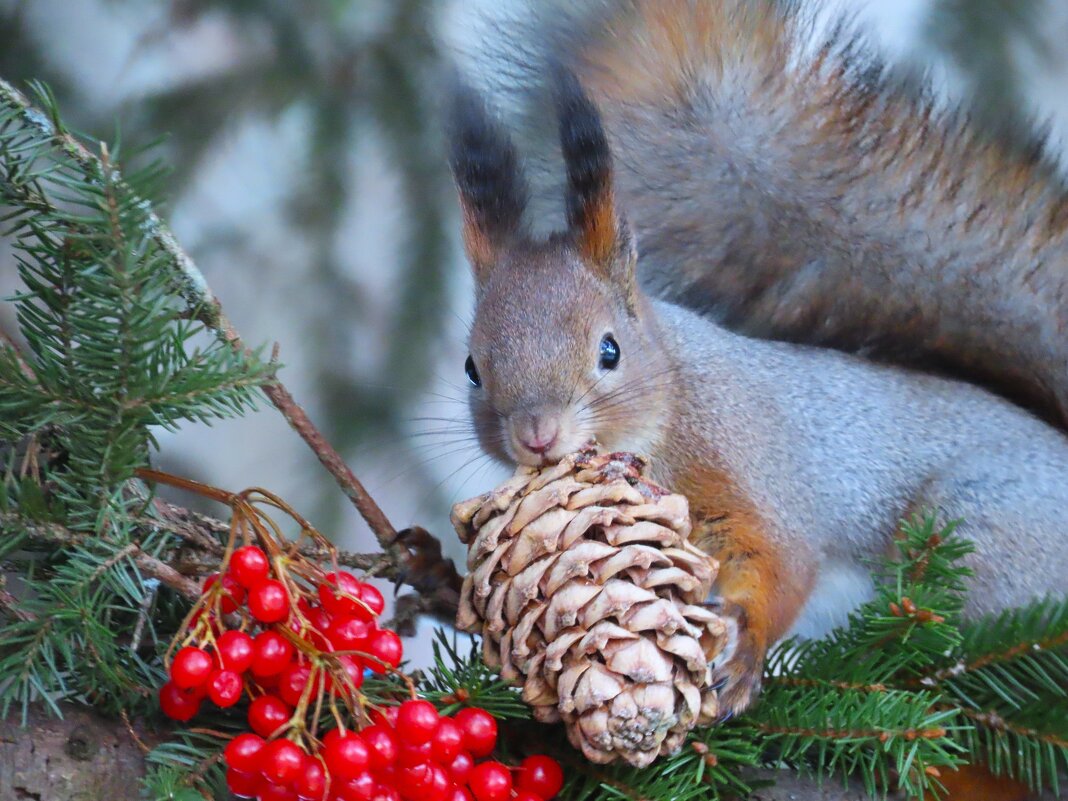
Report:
0,76,462,613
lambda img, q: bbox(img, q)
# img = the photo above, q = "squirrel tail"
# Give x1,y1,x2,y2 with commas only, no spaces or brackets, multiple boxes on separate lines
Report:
479,0,1068,427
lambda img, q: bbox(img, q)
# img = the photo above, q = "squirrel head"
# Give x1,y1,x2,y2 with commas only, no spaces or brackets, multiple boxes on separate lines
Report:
448,72,671,467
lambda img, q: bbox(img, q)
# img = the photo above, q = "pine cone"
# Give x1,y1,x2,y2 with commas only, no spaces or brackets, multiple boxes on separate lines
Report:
452,447,727,767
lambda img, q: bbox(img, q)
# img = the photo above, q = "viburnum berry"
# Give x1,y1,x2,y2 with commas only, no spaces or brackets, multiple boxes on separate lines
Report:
446,788,473,801
358,582,385,617
396,739,434,769
202,572,246,613
318,571,367,619
261,739,306,785
294,755,328,800
216,629,255,673
336,771,376,801
452,708,497,757
248,694,293,738
278,663,317,706
429,718,464,764
517,755,564,799
252,630,295,677
370,706,399,728
371,786,402,801
426,763,451,801
323,729,372,781
360,724,398,772
230,545,271,588
260,781,300,801
513,793,542,801
366,629,403,674
468,761,512,801
447,751,474,785
249,579,290,623
328,615,374,651
396,699,439,745
224,732,266,773
330,654,365,694
158,680,201,721
170,646,213,689
226,766,264,799
396,763,435,800
207,668,243,707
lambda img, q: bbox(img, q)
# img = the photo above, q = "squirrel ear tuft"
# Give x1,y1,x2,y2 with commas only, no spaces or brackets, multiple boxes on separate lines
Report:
447,81,528,284
555,67,634,290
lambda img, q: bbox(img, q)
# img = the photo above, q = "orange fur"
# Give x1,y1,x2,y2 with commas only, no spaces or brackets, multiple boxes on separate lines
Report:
576,188,619,270
927,763,1031,801
679,463,815,712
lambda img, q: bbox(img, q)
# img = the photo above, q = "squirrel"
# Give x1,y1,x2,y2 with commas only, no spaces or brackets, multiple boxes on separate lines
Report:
462,0,1068,431
444,57,1068,725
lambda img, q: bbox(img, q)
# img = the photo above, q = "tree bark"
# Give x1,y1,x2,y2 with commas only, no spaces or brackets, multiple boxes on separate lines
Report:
0,706,152,801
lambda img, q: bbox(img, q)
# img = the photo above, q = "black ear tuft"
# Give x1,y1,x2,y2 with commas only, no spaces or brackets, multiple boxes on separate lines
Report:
554,66,620,268
447,81,528,280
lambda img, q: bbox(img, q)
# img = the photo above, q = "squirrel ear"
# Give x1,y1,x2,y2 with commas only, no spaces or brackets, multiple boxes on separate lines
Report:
555,68,635,294
447,81,529,285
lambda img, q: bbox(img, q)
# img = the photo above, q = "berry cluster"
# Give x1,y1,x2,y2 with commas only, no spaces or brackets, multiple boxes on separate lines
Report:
160,531,564,801
223,700,563,801
160,545,402,727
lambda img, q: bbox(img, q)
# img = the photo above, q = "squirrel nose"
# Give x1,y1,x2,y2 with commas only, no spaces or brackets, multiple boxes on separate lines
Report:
517,415,560,456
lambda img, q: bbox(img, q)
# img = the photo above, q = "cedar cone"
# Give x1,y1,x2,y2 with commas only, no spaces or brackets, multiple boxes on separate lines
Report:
452,447,727,767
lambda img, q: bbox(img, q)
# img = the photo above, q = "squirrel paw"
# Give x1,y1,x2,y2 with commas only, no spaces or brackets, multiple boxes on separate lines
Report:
707,597,765,717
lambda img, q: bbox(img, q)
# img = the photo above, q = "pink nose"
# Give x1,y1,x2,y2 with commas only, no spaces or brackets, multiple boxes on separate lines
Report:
517,416,559,455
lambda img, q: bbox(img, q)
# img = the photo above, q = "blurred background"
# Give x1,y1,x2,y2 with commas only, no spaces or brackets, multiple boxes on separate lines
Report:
1,0,1067,660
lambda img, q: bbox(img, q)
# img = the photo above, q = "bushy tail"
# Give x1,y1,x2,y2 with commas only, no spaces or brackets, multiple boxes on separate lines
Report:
472,0,1068,427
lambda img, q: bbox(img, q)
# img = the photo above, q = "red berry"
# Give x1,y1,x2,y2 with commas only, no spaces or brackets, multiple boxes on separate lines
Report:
216,629,255,673
330,654,365,695
207,668,243,707
252,631,295,677
446,789,473,801
396,763,435,800
426,763,450,801
370,707,399,728
324,730,371,781
396,739,433,769
294,755,328,800
158,680,201,721
248,694,292,738
170,646,213,689
319,572,370,619
447,751,473,785
429,718,464,764
396,699,439,745
260,782,300,801
203,572,246,613
336,771,376,801
517,755,564,799
366,629,403,674
468,761,511,801
230,545,270,588
360,724,398,772
513,793,542,801
226,766,264,798
358,582,385,617
328,616,374,651
262,739,305,785
372,786,402,801
452,708,497,757
224,732,266,773
250,579,290,623
278,663,317,707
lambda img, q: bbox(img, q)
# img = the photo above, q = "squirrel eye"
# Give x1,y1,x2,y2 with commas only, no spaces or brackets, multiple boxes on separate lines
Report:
465,355,482,387
599,335,620,370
